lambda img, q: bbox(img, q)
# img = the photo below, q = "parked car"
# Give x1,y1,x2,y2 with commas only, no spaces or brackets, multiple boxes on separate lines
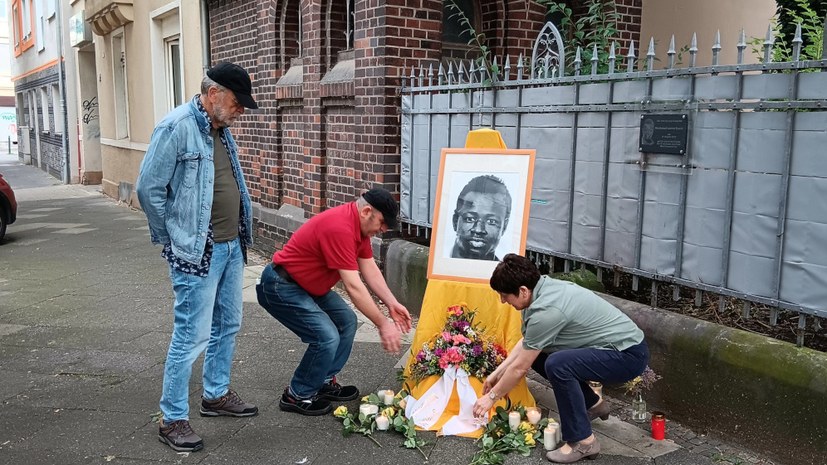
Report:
0,171,17,242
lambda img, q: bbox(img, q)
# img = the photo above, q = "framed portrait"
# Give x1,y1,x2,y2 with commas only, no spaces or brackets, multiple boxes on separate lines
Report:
428,148,536,283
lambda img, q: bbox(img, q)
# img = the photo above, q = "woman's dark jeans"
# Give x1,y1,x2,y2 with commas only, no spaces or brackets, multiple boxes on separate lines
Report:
532,340,649,443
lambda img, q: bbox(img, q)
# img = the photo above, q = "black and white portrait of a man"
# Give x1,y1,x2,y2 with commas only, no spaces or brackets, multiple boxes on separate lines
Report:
449,175,512,261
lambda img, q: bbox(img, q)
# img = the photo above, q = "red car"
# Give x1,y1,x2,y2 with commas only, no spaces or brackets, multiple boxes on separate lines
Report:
0,171,17,242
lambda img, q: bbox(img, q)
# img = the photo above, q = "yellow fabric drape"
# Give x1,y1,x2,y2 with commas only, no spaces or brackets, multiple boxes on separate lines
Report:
401,129,535,438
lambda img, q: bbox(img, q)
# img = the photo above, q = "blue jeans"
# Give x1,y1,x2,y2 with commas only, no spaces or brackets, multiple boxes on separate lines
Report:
256,264,357,399
160,238,244,421
532,340,649,443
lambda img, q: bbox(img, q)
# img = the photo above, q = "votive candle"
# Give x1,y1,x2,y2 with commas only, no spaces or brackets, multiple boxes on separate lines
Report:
383,390,394,405
367,404,379,416
543,424,559,450
376,414,390,431
526,407,542,425
508,411,521,432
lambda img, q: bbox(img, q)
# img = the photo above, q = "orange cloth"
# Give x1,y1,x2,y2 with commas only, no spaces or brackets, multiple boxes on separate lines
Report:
401,280,536,437
401,129,534,438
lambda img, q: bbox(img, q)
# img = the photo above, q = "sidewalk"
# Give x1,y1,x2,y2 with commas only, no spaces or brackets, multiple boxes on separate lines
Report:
0,157,776,464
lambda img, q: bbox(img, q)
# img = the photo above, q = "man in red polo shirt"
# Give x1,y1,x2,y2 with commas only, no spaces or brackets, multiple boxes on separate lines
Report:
256,188,412,415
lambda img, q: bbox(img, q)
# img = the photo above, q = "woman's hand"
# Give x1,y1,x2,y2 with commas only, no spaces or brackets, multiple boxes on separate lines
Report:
473,395,494,419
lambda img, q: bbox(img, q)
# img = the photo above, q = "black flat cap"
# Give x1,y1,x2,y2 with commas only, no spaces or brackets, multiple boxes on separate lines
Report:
206,62,258,109
362,188,399,229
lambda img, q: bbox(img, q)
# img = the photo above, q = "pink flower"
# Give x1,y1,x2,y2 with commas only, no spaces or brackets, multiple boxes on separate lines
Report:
447,305,464,316
442,331,452,341
452,334,471,345
438,347,465,369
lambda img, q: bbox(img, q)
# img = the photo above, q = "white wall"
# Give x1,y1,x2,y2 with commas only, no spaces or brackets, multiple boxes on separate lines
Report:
640,0,776,67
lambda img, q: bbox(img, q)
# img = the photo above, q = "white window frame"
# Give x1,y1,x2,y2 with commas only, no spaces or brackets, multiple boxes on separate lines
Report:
39,86,49,133
111,29,129,139
165,35,183,109
150,2,183,121
51,83,62,134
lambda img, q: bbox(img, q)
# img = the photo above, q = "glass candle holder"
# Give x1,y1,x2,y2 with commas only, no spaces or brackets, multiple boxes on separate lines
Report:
651,411,666,440
631,393,647,423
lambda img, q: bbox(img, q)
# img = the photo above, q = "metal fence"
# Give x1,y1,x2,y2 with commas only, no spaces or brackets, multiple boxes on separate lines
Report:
399,22,827,345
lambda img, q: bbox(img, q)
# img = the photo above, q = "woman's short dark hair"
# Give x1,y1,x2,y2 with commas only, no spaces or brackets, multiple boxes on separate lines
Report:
490,253,541,295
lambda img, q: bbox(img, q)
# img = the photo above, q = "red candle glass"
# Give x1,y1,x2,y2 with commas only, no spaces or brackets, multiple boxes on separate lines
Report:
651,411,666,440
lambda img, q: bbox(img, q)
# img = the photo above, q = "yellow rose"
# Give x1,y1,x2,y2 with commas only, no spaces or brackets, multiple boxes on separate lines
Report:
333,406,348,418
382,407,396,418
518,421,535,433
361,395,370,402
524,432,535,446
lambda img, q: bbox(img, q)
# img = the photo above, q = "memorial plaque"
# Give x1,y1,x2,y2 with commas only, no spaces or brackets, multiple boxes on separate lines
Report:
639,114,689,155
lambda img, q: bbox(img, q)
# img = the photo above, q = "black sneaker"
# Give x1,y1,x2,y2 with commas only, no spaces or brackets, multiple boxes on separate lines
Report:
158,419,204,452
279,388,332,416
200,389,259,417
318,377,360,401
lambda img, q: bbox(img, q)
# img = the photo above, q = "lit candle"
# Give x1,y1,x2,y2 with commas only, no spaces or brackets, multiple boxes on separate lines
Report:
544,423,559,450
526,407,542,425
359,404,373,417
376,414,390,431
383,390,394,405
377,389,386,398
508,411,521,432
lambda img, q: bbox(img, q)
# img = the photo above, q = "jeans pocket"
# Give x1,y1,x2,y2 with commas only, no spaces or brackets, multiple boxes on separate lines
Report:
255,282,267,307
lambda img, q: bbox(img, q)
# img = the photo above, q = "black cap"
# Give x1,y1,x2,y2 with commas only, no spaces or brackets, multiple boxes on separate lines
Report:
206,62,258,109
362,188,399,229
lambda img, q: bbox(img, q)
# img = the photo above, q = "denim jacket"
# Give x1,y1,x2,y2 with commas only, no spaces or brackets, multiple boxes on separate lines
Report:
136,96,253,265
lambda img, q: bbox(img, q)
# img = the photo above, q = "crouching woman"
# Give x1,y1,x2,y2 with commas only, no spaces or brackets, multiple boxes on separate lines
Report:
472,254,649,463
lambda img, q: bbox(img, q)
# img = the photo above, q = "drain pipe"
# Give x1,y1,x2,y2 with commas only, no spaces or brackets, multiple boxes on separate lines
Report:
201,0,211,72
56,2,71,184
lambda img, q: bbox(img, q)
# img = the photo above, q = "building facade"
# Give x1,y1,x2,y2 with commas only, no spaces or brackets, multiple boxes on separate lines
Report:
10,0,79,182
83,0,207,201
0,0,16,151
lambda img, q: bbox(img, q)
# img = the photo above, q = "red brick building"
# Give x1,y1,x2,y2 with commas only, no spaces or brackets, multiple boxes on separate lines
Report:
206,0,642,254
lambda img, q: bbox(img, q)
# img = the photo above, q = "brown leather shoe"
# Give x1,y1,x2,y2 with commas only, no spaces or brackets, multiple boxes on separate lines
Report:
200,389,259,417
158,419,203,452
587,399,610,421
546,438,600,463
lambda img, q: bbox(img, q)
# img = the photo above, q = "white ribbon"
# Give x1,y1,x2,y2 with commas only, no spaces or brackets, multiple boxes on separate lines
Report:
404,366,484,436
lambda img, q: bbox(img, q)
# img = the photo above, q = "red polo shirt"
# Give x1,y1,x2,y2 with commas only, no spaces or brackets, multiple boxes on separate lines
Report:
273,202,373,296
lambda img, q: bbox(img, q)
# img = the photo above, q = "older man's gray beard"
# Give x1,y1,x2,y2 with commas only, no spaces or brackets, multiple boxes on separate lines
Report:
212,106,237,128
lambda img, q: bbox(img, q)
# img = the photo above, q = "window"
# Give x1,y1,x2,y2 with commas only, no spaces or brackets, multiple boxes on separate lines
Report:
165,36,183,109
36,9,44,52
11,0,35,56
51,84,63,134
346,0,354,49
0,0,8,20
27,91,35,129
112,32,129,139
442,0,479,62
150,4,183,119
39,87,49,132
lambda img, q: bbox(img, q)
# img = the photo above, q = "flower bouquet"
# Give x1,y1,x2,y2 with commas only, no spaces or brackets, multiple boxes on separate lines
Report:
408,303,507,383
623,366,661,423
403,303,509,436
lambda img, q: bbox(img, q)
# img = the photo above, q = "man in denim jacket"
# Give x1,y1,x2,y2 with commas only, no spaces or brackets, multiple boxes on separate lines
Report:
136,62,258,453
